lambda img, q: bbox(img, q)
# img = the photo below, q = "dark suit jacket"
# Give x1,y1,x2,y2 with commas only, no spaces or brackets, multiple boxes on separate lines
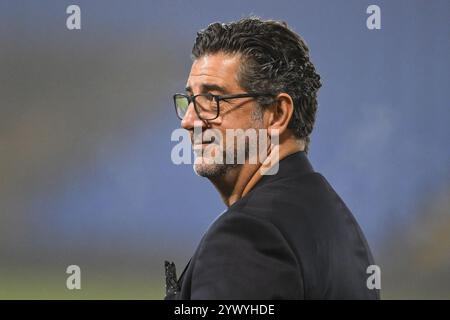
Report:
165,151,380,299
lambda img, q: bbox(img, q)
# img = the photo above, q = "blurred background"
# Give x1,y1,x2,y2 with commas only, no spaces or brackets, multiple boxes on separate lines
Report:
0,0,449,299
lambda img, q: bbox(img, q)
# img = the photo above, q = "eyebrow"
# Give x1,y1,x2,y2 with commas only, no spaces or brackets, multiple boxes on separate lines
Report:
185,83,228,94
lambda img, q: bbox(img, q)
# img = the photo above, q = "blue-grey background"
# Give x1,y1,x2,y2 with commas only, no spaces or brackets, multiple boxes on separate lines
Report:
0,0,449,298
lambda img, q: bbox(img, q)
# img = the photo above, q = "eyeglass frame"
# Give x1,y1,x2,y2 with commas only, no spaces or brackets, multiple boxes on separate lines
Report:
173,92,276,121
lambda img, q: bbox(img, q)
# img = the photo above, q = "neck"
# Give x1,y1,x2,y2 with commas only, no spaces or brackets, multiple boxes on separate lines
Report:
209,137,304,207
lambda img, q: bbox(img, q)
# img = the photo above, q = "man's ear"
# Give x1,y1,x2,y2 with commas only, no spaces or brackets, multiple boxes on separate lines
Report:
266,93,294,137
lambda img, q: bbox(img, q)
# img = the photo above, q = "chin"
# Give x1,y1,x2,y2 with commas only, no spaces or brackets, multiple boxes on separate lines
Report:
193,161,237,178
194,163,225,178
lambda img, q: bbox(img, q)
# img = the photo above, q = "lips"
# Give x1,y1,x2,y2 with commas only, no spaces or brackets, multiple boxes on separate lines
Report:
192,139,217,155
192,141,211,146
192,142,213,151
192,136,215,145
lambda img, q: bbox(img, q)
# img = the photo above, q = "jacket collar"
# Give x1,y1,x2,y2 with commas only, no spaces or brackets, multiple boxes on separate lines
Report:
244,151,315,195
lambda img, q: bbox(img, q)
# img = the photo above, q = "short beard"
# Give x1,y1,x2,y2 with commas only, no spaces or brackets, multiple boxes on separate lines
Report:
193,141,242,178
193,108,264,178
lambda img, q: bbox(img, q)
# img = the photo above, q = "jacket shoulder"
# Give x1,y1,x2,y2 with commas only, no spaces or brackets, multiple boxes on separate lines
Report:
233,172,379,299
189,211,304,299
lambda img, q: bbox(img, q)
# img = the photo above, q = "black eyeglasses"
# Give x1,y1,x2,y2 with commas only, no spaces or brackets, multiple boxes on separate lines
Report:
173,92,275,121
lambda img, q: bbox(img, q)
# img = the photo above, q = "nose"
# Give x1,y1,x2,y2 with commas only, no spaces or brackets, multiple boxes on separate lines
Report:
181,102,206,131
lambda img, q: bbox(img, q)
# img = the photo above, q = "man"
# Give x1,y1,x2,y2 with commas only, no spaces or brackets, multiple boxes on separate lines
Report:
165,17,379,300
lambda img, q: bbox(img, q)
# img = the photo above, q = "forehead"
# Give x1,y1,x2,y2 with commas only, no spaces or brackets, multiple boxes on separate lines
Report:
187,53,242,92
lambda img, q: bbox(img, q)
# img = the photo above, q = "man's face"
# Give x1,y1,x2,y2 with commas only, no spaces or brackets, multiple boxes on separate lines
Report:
182,52,265,178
